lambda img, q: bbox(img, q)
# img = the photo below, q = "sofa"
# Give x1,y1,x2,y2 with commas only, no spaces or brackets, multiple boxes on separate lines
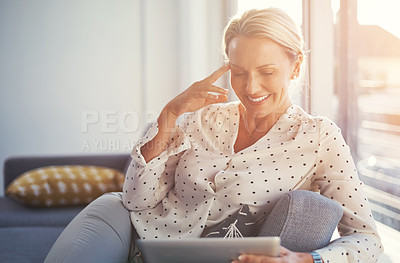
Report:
0,154,131,263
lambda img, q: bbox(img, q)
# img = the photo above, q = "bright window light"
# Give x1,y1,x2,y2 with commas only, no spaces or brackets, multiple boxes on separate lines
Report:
237,0,302,26
357,0,400,38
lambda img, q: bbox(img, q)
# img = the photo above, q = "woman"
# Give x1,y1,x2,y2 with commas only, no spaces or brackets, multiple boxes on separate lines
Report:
123,7,382,262
45,8,382,263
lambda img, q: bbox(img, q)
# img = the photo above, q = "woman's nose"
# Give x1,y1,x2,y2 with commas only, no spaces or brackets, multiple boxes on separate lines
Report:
245,75,261,94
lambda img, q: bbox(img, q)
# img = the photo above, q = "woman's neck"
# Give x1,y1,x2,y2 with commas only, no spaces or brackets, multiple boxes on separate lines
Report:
239,102,292,139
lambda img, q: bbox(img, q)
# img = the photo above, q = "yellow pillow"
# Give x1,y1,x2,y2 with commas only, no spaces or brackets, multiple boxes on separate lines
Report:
6,165,125,207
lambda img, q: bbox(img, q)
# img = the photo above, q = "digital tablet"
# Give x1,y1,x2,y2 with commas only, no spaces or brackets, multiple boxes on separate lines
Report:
137,236,280,263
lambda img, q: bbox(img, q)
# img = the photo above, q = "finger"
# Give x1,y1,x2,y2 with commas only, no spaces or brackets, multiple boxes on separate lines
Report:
212,94,228,103
199,91,216,99
202,64,230,85
238,254,258,263
203,95,228,107
205,85,229,94
237,254,280,263
279,246,290,256
200,91,227,101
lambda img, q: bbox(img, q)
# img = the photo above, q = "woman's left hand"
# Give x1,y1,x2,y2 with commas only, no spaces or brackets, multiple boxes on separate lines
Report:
232,246,314,263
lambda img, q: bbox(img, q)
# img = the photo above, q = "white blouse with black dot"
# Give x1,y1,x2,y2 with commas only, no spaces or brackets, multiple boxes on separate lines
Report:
123,101,382,263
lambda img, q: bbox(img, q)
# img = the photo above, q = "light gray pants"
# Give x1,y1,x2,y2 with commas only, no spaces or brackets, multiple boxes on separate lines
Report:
44,192,135,263
44,190,343,263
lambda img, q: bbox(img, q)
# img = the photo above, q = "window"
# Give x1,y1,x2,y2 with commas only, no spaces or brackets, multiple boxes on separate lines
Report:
334,0,400,232
237,0,302,25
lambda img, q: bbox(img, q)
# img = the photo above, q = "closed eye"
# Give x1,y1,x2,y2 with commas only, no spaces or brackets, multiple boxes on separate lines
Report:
260,71,274,76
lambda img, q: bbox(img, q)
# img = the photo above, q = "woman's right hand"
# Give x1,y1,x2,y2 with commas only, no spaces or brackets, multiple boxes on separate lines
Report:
141,64,230,163
163,64,230,120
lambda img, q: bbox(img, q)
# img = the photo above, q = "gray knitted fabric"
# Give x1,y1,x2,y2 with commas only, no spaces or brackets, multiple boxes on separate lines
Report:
257,190,343,252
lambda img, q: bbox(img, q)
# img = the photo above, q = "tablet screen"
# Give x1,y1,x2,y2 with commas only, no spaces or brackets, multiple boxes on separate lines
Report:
137,236,280,263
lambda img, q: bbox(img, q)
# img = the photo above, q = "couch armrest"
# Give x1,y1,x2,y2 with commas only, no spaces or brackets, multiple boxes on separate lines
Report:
3,154,131,191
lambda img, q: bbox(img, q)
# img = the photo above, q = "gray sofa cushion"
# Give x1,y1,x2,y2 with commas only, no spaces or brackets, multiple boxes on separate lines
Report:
0,227,64,263
0,154,132,263
0,197,84,227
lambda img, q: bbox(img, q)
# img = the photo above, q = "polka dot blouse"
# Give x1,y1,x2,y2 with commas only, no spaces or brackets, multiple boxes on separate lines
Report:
123,101,383,263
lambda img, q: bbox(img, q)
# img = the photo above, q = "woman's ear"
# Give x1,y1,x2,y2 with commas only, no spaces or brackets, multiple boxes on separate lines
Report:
291,53,303,79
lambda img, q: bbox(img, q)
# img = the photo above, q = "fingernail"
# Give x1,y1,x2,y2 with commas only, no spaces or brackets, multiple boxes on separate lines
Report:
238,255,245,260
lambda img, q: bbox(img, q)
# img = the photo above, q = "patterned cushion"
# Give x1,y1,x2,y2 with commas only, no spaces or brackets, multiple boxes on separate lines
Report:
204,205,257,238
5,165,124,207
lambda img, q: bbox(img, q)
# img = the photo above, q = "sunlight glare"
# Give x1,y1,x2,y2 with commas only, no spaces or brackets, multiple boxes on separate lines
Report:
237,0,302,25
358,0,400,39
368,156,377,167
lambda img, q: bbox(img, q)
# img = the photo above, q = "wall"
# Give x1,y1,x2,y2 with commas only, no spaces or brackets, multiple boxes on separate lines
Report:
0,0,233,195
0,0,143,195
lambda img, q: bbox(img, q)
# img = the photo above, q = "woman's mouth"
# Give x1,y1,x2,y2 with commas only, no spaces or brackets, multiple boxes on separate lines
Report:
247,94,271,104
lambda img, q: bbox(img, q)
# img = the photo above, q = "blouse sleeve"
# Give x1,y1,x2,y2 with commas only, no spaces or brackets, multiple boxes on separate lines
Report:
312,118,383,263
122,119,191,211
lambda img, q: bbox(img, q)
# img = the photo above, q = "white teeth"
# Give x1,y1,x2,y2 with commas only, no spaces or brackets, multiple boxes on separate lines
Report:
248,95,269,102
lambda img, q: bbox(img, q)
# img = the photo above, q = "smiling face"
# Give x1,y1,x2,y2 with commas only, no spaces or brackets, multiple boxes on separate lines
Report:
228,36,301,120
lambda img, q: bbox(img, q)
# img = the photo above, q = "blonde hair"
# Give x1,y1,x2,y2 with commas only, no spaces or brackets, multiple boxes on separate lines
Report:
223,8,304,61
